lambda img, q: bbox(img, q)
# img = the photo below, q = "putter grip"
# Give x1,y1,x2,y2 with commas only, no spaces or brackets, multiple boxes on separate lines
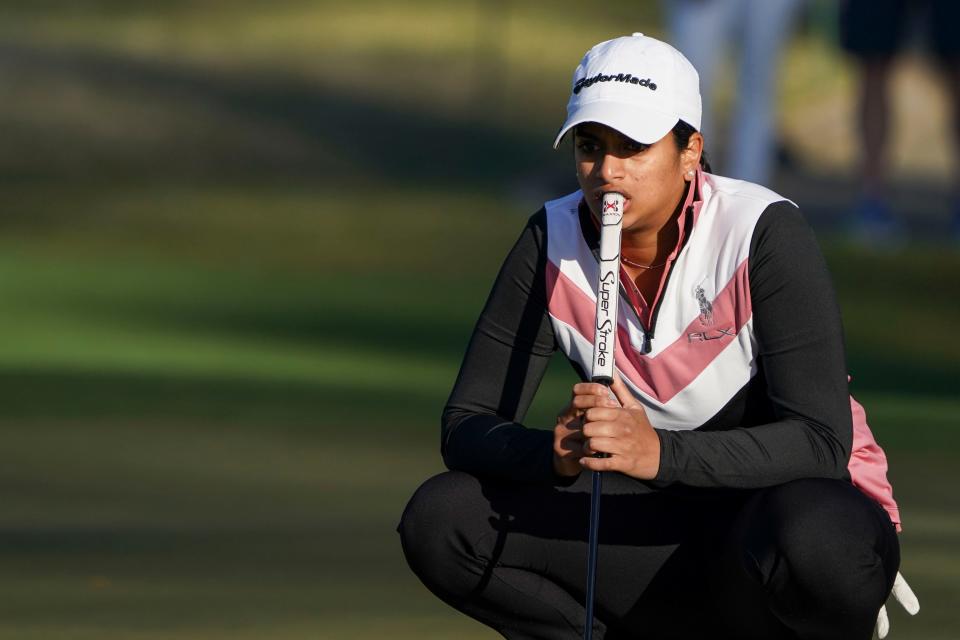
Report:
591,192,622,384
589,192,623,460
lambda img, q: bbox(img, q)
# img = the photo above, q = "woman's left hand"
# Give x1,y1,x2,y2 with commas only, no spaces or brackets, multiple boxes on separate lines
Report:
576,372,661,480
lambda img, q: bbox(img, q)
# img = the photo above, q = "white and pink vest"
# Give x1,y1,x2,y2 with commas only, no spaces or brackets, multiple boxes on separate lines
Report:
542,174,900,529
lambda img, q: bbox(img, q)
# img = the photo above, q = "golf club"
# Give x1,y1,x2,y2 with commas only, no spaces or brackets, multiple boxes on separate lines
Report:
583,191,623,640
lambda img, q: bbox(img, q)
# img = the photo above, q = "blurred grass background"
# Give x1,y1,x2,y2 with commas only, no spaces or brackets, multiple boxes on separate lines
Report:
0,1,957,638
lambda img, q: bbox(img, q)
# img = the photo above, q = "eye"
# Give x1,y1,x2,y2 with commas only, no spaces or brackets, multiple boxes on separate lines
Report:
623,140,649,154
575,140,600,154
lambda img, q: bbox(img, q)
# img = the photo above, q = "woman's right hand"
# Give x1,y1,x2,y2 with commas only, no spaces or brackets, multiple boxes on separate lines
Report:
553,386,619,477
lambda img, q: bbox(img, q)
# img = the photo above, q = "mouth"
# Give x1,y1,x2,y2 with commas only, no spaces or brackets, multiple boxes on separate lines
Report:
592,189,631,212
592,188,630,202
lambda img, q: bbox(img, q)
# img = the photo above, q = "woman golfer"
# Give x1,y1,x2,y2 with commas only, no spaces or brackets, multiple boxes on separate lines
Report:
399,34,913,639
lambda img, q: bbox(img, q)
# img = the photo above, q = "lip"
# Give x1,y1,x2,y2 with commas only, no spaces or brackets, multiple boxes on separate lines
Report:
592,188,631,212
592,188,631,201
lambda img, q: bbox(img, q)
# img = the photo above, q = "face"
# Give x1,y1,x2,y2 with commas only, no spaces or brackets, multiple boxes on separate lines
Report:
574,122,701,233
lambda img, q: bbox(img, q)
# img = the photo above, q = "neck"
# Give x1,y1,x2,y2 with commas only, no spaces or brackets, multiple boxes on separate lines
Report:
621,188,687,267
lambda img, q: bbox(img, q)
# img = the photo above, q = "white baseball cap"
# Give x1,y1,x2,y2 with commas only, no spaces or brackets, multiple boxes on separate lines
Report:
553,33,701,148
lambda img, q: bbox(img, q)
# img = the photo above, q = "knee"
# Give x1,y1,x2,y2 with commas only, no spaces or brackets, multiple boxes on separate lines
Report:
397,471,486,591
743,478,899,613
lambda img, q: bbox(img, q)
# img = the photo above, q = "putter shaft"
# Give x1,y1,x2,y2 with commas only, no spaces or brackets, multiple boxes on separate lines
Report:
584,469,603,640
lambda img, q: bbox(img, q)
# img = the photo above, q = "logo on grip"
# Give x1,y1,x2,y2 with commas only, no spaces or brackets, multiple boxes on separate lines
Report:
595,269,616,367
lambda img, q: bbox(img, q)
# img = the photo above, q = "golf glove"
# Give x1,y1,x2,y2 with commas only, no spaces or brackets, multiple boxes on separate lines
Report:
876,572,919,639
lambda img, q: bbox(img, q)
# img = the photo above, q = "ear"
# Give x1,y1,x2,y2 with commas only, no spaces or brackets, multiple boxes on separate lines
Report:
681,131,704,178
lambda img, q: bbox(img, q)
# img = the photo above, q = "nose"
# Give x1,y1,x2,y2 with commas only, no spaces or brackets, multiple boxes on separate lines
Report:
598,152,626,182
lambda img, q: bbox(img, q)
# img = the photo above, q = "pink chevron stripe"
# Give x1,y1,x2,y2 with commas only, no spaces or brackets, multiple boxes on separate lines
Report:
545,258,752,404
545,261,655,395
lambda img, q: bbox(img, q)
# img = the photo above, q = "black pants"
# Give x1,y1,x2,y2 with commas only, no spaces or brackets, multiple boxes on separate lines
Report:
398,471,899,640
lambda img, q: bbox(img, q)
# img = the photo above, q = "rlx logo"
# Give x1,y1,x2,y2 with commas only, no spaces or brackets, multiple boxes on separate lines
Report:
687,328,734,342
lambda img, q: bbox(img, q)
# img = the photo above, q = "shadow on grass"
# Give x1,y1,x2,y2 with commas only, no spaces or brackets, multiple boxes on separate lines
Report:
0,39,570,190
0,370,443,432
22,286,482,362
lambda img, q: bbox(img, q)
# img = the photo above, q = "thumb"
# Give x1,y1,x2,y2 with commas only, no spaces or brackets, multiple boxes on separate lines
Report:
610,370,640,408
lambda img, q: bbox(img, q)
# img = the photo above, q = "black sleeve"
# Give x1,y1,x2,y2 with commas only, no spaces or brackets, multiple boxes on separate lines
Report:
655,202,853,487
440,209,565,484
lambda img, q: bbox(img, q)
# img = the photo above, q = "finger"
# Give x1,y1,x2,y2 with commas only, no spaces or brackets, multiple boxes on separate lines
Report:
582,419,626,439
556,427,586,453
559,429,585,446
580,436,595,456
558,437,587,458
876,604,889,640
573,382,610,397
583,436,622,457
571,394,619,411
583,406,624,424
579,454,619,472
892,572,919,615
610,371,640,408
555,412,583,431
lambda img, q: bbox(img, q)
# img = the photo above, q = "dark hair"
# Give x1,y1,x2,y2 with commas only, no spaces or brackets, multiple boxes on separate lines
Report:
671,120,710,172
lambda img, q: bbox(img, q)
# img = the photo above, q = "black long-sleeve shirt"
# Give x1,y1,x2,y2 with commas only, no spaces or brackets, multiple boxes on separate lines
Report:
441,201,853,489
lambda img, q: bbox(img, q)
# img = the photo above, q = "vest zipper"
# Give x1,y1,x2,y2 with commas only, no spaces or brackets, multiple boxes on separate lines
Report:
620,276,659,354
619,220,686,355
644,254,680,353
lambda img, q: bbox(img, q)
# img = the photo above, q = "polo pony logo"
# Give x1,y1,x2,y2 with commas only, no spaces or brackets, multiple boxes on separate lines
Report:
695,286,713,325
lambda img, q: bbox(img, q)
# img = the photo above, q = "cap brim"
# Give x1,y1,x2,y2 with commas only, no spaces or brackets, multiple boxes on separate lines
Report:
553,101,679,149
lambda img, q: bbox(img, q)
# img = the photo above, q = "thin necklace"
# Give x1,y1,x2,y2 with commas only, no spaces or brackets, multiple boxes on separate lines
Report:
621,255,667,270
